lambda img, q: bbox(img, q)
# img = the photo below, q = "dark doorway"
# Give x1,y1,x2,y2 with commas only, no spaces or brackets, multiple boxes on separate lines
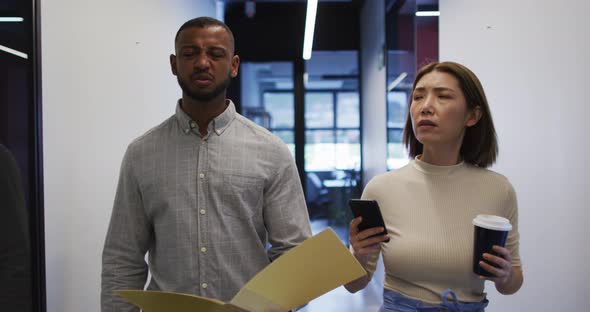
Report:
0,0,45,311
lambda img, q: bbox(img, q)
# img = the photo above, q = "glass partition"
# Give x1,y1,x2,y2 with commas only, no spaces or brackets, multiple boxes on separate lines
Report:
385,0,438,170
304,51,361,243
0,0,44,310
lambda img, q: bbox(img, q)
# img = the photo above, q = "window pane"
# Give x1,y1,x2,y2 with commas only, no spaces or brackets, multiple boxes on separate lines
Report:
387,128,409,170
388,128,403,143
305,130,334,144
272,130,295,158
336,129,360,144
273,130,294,144
305,93,333,128
336,130,361,170
264,92,294,128
387,91,408,127
336,92,359,128
240,62,293,130
305,130,335,171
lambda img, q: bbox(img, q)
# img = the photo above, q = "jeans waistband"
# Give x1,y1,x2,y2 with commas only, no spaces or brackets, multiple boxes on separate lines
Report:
381,288,488,312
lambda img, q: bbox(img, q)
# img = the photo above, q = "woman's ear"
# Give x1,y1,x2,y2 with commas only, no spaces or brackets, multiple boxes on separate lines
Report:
466,106,482,127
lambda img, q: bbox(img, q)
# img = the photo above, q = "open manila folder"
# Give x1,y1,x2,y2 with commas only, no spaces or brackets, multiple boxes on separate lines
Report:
116,228,366,312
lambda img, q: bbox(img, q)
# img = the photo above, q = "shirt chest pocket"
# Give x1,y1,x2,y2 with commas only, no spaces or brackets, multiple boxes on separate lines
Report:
220,174,264,219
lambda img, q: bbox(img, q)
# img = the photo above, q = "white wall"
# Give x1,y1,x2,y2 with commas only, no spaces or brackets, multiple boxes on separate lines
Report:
42,1,216,311
440,1,589,311
360,0,387,184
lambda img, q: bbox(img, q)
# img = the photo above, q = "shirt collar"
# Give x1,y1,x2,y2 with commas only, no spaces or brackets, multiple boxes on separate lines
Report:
412,154,465,175
175,99,236,137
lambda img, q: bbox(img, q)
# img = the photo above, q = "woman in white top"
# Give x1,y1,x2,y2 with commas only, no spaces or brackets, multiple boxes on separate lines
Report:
345,62,523,311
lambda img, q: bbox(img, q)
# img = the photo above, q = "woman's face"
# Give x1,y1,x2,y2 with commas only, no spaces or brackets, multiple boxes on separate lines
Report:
410,71,480,149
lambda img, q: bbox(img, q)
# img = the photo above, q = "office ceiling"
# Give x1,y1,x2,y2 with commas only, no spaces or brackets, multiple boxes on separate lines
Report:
226,0,437,89
0,0,31,58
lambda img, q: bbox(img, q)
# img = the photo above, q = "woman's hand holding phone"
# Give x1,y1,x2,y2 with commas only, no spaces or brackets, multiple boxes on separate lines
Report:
348,217,389,267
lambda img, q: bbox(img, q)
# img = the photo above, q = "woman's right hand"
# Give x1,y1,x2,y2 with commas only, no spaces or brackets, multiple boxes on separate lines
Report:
349,216,389,267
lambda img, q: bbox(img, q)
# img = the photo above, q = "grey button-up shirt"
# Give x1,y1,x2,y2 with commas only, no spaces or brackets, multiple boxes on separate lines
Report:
101,100,311,311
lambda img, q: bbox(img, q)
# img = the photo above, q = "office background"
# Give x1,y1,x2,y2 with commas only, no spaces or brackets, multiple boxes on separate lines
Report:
0,0,586,311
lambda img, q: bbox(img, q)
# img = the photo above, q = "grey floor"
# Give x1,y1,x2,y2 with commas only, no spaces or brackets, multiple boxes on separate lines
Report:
297,283,382,312
298,220,384,311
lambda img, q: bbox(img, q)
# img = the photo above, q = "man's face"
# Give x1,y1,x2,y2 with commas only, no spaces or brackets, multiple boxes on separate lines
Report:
170,26,239,102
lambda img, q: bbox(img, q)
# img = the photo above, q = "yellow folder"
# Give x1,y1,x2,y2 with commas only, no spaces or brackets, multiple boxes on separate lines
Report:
116,228,366,312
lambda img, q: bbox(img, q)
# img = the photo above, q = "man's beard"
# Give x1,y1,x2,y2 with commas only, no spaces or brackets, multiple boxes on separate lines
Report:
177,73,232,102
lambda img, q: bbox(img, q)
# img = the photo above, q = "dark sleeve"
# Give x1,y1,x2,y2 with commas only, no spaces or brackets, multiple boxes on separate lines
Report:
0,145,32,312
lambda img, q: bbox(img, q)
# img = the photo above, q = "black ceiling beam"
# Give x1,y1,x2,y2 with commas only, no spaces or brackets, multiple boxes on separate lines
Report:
225,1,360,62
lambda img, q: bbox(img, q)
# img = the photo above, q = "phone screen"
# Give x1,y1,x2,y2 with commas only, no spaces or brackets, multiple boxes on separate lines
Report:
348,199,388,238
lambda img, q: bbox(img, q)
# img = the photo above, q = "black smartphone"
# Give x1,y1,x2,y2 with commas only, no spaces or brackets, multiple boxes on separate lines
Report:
348,199,388,239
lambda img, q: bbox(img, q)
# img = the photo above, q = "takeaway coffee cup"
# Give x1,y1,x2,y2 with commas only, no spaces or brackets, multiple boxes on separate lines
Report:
472,214,512,277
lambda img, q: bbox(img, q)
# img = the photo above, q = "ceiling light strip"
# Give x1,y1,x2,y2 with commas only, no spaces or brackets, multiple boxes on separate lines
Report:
302,0,318,60
416,11,440,17
0,44,28,59
387,72,408,91
0,17,24,22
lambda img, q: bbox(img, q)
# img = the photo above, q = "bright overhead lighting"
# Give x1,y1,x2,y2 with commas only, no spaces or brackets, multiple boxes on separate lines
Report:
302,0,318,60
416,11,440,17
387,72,408,91
0,44,28,59
0,17,24,22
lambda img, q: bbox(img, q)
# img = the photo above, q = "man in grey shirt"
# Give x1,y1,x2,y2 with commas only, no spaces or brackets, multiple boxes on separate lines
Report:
101,17,312,311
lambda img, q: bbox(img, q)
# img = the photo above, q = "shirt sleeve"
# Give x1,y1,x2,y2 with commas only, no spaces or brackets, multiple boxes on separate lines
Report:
263,146,312,261
101,146,153,312
503,180,521,268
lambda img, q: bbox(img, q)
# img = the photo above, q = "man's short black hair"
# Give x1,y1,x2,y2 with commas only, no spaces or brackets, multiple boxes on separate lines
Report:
174,16,235,52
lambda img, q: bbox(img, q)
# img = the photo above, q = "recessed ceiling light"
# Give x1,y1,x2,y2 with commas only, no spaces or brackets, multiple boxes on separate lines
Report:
0,17,24,22
0,44,28,59
303,0,318,60
416,11,440,17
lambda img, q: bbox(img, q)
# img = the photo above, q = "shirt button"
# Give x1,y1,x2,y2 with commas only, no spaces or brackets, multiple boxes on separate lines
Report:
190,121,197,128
201,283,208,289
199,173,205,178
201,247,207,253
200,209,206,215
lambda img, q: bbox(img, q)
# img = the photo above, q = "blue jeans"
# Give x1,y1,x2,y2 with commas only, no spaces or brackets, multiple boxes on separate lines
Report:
379,289,488,312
